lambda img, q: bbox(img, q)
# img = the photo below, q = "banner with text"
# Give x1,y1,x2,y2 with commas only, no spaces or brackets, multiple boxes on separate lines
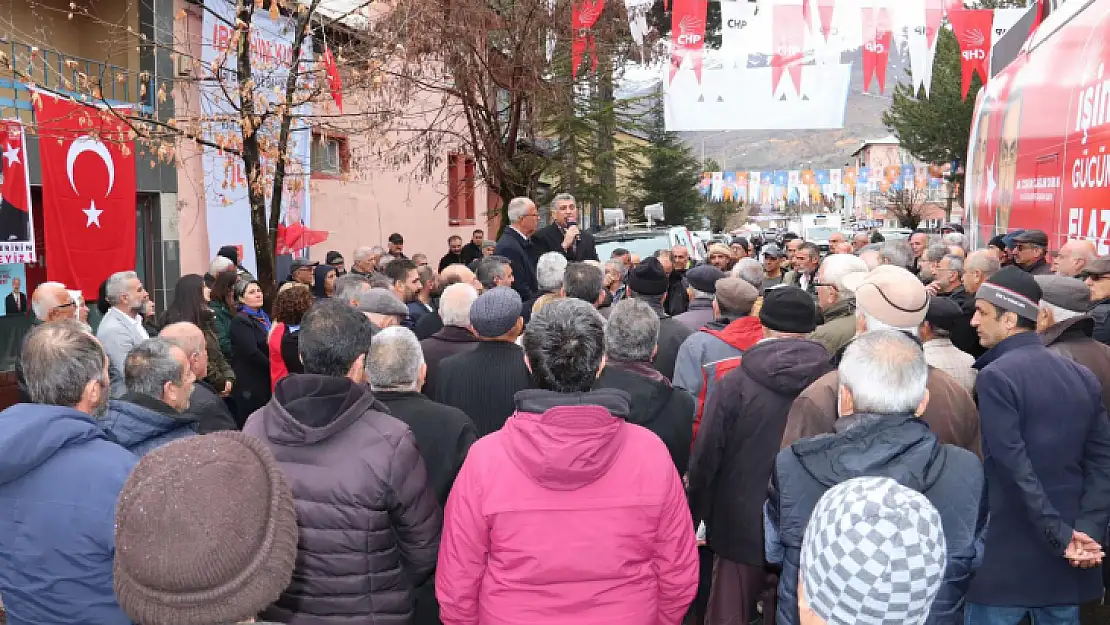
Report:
201,0,314,277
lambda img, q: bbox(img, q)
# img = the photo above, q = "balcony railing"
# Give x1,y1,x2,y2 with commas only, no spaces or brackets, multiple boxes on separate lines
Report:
0,39,153,114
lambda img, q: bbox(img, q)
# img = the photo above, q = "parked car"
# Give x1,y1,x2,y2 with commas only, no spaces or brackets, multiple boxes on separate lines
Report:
596,226,706,264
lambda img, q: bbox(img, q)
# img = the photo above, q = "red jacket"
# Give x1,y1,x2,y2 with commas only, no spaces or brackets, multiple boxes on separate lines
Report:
268,322,288,391
436,389,699,625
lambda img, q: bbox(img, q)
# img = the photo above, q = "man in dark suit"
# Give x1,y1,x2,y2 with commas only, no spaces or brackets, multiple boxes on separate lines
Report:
460,229,485,266
494,197,540,302
530,193,599,262
5,277,27,315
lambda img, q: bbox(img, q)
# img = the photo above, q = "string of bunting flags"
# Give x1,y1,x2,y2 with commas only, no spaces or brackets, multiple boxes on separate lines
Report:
656,0,1029,132
699,164,949,206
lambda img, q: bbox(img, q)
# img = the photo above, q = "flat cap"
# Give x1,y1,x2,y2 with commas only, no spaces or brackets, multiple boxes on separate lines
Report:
1013,229,1049,248
687,264,727,293
356,288,409,316
1084,256,1110,277
1035,275,1092,313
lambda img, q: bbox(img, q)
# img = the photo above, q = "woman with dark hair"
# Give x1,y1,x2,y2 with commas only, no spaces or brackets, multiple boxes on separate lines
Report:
161,273,236,396
268,284,314,390
229,280,271,425
312,265,337,300
209,271,239,360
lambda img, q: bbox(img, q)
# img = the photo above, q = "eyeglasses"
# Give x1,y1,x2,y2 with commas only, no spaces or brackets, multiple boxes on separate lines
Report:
54,301,77,310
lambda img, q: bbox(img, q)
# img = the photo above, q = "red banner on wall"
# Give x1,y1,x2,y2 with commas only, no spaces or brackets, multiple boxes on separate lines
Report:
771,1,806,96
572,0,605,78
669,0,707,84
0,120,35,263
949,8,993,99
33,90,136,299
861,6,892,93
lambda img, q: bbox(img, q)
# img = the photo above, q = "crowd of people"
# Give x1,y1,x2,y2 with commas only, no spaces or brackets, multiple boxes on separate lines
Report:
4,192,1110,625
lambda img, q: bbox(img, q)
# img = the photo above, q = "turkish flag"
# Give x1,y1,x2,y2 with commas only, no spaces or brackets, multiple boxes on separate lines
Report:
323,47,343,114
33,90,136,299
669,0,707,84
771,2,806,96
0,120,33,258
949,8,993,99
861,6,893,93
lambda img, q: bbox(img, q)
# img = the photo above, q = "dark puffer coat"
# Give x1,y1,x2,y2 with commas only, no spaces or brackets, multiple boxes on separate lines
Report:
768,414,986,625
243,374,442,624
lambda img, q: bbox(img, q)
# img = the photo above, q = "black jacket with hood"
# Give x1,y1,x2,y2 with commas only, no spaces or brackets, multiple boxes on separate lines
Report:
767,414,987,625
687,338,833,566
243,375,442,625
594,360,695,474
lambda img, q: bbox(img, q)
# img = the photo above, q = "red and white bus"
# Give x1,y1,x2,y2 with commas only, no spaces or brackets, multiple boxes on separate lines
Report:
965,0,1110,254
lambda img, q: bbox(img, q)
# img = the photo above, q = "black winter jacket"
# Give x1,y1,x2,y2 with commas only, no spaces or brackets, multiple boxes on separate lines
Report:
376,390,477,625
432,341,533,437
244,375,442,625
594,361,695,474
687,338,833,566
767,414,987,625
1090,297,1110,347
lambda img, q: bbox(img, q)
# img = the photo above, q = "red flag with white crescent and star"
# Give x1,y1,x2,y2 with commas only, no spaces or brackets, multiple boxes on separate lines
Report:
0,119,35,263
33,89,137,299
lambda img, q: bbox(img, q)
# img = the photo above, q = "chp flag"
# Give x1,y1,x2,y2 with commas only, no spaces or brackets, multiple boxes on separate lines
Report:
0,119,35,263
32,90,136,299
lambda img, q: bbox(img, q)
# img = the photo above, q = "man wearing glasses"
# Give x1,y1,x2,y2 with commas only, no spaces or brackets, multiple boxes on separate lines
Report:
18,282,83,402
1082,257,1110,346
1010,229,1053,276
494,197,540,302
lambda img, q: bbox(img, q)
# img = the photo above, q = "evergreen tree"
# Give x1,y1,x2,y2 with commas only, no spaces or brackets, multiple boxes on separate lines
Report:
881,28,983,181
630,96,704,227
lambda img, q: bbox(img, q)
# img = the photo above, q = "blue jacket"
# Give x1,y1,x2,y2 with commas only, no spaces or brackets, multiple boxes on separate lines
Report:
494,227,538,302
0,404,137,625
766,414,986,625
969,331,1110,607
101,395,198,456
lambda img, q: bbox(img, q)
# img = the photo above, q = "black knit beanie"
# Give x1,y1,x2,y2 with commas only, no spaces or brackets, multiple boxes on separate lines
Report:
977,265,1043,321
759,286,818,334
114,432,299,625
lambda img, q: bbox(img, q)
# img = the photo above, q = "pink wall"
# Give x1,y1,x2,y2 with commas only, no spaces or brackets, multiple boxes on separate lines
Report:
172,0,490,275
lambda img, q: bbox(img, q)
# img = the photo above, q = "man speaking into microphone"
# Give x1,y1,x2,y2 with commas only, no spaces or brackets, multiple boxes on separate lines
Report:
531,193,599,262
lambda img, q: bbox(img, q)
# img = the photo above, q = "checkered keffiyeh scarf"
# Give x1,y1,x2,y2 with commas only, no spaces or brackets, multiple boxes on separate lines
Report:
800,476,947,625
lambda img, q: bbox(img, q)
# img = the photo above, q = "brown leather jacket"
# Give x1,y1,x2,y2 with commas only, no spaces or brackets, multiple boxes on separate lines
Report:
781,367,981,456
1043,315,1110,415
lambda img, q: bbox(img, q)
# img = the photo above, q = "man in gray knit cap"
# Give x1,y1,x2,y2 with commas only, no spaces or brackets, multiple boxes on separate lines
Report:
798,476,947,625
431,287,533,436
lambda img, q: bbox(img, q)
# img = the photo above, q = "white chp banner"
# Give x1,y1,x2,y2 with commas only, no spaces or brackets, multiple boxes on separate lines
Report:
201,0,314,277
720,0,761,68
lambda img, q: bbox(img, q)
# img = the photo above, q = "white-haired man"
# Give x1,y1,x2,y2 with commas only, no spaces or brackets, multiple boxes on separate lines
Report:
531,193,599,262
494,197,540,301
808,253,868,357
420,282,480,394
767,330,986,625
783,265,981,455
97,270,151,398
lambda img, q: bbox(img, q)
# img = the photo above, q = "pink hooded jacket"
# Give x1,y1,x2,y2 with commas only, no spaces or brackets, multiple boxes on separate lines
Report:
436,389,699,625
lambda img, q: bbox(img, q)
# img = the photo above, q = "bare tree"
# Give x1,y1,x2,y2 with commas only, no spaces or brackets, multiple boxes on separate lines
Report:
882,187,932,230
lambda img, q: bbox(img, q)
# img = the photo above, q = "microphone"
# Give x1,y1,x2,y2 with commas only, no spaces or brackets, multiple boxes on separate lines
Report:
567,218,580,242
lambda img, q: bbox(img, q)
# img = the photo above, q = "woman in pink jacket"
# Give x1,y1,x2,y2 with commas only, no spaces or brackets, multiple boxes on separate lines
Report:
436,298,699,625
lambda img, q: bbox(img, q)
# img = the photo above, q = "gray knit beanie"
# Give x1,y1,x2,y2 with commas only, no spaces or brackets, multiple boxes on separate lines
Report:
801,476,947,625
470,286,522,338
114,432,299,625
